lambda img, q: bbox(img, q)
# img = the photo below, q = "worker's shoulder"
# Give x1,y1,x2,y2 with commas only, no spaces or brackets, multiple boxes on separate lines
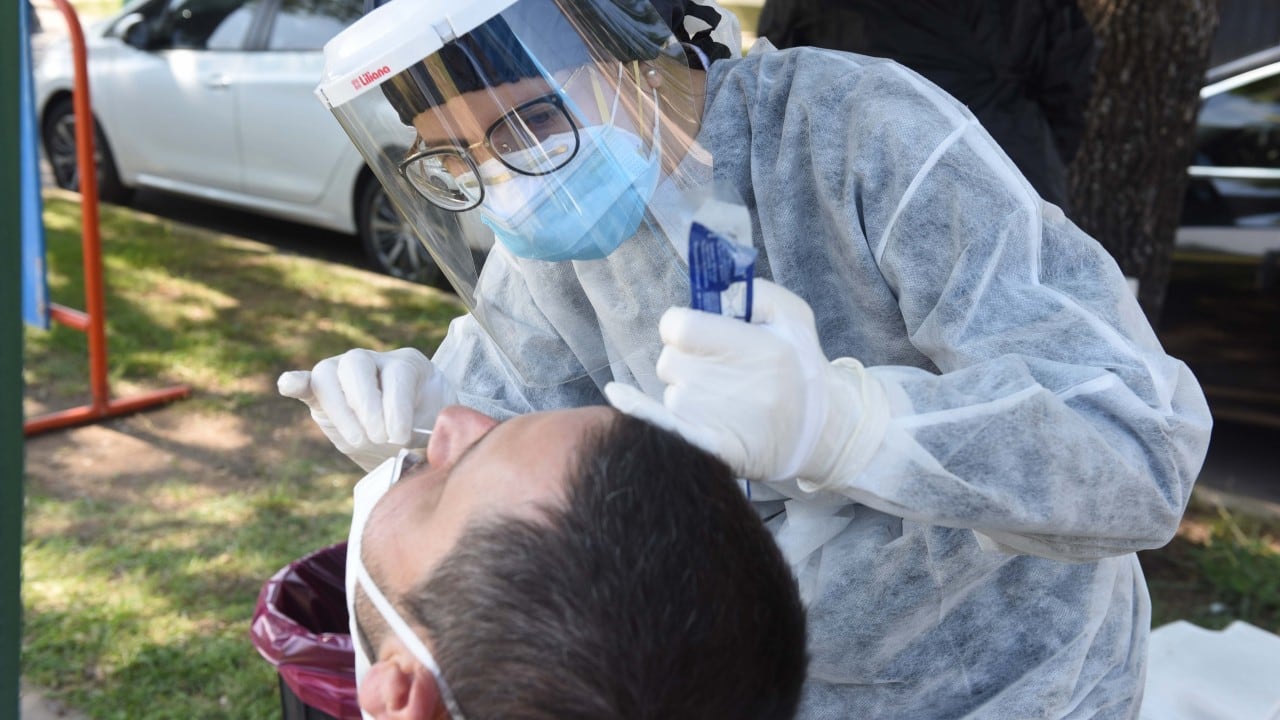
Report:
716,44,895,82
711,46,970,125
717,46,961,103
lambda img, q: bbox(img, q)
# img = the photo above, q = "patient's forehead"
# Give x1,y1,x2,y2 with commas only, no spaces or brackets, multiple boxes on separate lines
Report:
358,405,617,656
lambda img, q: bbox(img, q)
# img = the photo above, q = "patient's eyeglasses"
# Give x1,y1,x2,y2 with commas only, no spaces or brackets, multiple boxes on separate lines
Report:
398,92,580,213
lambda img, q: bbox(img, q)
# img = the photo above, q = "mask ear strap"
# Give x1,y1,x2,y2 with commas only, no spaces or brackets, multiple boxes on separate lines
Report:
587,66,613,124
652,83,661,148
635,62,661,156
633,62,645,130
356,563,469,720
609,63,624,124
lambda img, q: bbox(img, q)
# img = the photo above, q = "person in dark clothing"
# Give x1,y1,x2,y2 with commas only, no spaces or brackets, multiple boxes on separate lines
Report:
758,0,1097,212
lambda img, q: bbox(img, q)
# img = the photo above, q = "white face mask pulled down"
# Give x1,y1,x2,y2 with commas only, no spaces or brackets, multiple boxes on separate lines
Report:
346,449,468,720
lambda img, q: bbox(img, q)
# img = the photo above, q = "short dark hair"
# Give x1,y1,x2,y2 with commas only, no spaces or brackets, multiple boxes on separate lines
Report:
381,0,674,125
404,411,807,719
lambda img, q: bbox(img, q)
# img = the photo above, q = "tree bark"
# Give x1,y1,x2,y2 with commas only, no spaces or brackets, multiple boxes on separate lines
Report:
1070,0,1220,324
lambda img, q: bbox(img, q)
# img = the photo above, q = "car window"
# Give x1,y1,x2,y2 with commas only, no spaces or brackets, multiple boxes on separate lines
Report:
153,0,258,50
107,0,165,36
1197,68,1280,169
265,0,361,51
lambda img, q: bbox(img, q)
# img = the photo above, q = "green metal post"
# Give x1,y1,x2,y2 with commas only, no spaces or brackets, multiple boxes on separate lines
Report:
3,2,26,717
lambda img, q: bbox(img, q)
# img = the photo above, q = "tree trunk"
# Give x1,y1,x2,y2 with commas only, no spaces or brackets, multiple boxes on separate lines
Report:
1070,0,1220,324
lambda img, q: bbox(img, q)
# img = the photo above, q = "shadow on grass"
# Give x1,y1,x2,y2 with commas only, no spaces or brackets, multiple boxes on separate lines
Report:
25,605,282,720
26,196,462,407
23,194,460,718
23,466,352,719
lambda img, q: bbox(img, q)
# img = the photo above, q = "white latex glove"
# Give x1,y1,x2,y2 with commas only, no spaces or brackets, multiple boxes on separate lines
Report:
278,348,455,471
605,280,889,488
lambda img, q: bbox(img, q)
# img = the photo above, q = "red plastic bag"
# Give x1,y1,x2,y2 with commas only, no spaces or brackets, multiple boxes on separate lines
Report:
251,541,360,720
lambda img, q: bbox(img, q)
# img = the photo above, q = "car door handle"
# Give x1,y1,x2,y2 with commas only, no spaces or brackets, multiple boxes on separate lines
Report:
205,74,232,89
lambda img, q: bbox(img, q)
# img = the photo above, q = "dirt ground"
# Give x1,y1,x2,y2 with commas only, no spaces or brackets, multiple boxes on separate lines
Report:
21,371,342,720
23,383,338,507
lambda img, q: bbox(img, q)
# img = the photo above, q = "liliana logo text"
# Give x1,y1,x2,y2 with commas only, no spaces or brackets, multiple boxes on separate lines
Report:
352,65,391,90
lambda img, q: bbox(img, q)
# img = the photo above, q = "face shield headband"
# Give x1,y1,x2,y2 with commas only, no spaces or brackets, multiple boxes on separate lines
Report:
377,0,671,124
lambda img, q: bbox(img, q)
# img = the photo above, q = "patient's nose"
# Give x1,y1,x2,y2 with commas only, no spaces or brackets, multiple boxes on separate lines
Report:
426,405,498,469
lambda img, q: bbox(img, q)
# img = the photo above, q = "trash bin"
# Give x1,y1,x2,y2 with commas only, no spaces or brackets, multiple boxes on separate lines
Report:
251,541,361,720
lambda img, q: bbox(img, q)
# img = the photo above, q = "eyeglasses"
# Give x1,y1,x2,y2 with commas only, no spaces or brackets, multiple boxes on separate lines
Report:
398,92,581,212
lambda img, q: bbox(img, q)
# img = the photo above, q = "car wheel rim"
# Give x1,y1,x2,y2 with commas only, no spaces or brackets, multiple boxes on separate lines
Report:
48,114,80,189
370,189,434,281
47,113,105,191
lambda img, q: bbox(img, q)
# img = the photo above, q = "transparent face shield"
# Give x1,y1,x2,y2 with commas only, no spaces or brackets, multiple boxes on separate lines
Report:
320,0,709,388
399,62,664,261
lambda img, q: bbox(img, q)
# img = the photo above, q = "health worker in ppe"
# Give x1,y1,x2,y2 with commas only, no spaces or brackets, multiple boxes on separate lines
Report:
278,0,1214,716
346,405,806,719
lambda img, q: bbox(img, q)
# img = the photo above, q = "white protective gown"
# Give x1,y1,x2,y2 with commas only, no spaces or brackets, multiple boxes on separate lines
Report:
431,46,1213,719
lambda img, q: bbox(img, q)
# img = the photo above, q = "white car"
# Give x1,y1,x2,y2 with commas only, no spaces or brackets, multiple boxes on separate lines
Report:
1179,44,1280,261
34,0,487,283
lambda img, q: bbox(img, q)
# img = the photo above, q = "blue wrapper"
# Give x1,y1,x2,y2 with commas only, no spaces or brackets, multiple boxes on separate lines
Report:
689,220,757,322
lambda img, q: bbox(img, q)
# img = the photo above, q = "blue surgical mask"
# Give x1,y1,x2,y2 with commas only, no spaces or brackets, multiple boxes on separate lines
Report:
478,73,663,262
347,449,469,720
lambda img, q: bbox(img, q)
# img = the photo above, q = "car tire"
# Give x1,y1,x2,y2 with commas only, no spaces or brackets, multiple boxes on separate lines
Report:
42,96,134,205
356,178,442,286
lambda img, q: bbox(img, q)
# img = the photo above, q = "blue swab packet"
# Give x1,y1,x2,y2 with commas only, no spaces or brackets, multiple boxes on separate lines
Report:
688,195,756,322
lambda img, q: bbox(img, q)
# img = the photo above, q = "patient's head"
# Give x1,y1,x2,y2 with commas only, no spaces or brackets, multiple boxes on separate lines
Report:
356,405,806,719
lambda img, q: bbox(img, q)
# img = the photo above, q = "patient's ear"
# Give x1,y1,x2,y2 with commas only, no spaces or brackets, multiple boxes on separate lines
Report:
358,660,446,719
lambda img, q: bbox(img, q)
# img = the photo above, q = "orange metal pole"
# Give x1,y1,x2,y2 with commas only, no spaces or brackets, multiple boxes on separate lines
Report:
24,0,190,437
52,0,110,412
23,388,193,436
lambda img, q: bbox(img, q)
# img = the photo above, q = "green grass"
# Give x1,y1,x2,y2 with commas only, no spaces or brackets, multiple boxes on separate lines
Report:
1191,507,1280,624
49,0,124,16
25,195,461,409
23,476,352,719
23,194,464,719
1141,497,1280,632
